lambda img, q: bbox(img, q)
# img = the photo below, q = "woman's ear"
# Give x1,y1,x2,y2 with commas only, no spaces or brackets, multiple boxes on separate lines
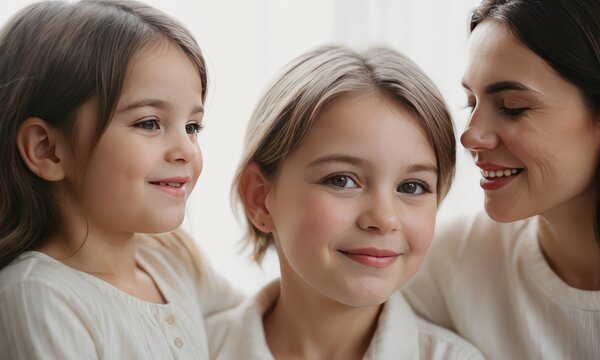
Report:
16,117,66,181
239,162,273,233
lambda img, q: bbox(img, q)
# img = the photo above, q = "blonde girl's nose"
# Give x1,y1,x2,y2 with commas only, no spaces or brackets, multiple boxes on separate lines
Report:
357,194,401,234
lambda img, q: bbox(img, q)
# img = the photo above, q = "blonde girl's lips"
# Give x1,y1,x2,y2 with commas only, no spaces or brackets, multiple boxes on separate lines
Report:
338,248,401,269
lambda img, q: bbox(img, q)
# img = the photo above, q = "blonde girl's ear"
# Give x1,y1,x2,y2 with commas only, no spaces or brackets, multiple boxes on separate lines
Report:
239,162,273,233
16,117,66,181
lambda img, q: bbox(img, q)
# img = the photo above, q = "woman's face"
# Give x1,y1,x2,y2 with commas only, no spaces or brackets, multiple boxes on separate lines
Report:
461,20,600,222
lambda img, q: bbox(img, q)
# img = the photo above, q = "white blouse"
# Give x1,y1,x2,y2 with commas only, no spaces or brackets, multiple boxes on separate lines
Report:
403,212,600,359
0,230,243,359
207,280,484,360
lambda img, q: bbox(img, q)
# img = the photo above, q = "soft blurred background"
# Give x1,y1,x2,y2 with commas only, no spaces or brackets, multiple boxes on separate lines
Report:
2,0,483,295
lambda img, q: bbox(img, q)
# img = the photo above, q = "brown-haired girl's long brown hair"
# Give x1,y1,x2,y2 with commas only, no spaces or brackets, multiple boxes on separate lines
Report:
471,0,600,247
0,0,207,269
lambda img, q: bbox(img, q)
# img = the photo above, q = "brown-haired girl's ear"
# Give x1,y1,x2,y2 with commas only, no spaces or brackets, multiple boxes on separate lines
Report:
16,117,66,181
239,162,273,233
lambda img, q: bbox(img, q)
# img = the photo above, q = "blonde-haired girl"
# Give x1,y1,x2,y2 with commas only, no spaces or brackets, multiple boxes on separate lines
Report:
207,45,483,359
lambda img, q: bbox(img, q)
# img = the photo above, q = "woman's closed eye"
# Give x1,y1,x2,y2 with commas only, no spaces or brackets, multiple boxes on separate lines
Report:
463,101,476,114
499,106,529,119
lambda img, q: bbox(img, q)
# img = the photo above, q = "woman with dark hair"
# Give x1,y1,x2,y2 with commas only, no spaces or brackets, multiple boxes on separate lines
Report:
403,0,600,358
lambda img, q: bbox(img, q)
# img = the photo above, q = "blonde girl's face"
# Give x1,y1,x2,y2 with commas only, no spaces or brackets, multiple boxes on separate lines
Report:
63,41,204,234
265,92,439,307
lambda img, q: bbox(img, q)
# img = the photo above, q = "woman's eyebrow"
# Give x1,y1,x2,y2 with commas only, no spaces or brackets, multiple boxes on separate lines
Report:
462,80,540,95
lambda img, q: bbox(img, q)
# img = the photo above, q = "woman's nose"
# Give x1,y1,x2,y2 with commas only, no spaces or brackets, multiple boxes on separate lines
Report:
460,111,500,151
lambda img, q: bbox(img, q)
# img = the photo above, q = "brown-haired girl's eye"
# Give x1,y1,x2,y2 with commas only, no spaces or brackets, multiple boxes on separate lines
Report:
135,119,160,131
185,122,204,134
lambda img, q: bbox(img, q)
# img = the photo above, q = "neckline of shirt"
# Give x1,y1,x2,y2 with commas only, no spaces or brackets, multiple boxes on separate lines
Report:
23,250,176,311
524,216,600,311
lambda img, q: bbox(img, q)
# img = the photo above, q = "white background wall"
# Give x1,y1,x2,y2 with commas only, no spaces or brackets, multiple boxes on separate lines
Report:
2,0,483,294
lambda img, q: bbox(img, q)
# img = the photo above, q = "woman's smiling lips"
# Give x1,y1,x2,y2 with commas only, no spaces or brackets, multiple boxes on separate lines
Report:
148,177,190,198
476,162,524,191
338,247,402,268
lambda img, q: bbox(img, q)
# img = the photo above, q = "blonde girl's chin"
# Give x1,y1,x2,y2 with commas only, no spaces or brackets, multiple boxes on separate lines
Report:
331,281,399,308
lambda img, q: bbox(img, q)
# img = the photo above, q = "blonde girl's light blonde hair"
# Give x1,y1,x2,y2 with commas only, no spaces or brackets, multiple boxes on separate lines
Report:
232,45,456,263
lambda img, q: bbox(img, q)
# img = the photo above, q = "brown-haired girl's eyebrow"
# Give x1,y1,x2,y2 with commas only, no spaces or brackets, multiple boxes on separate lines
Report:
117,98,204,114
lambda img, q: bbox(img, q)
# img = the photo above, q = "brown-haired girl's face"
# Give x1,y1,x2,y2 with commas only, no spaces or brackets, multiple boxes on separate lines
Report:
61,42,204,234
264,91,438,307
461,21,600,222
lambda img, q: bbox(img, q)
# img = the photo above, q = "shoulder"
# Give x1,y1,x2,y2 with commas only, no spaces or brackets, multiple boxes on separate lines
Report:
140,229,245,313
136,228,205,279
0,252,100,318
0,255,97,358
205,299,249,348
0,252,88,296
206,280,279,359
0,253,96,341
416,318,485,360
432,211,535,263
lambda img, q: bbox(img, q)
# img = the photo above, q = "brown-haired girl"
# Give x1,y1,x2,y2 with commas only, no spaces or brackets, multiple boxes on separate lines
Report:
0,1,241,358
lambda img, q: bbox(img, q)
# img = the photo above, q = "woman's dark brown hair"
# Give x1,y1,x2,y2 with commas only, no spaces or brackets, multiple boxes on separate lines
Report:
0,0,207,269
471,0,600,246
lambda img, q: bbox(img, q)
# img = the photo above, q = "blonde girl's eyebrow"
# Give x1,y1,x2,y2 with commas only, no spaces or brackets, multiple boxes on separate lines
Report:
307,154,367,168
406,163,438,175
307,154,437,174
116,98,204,114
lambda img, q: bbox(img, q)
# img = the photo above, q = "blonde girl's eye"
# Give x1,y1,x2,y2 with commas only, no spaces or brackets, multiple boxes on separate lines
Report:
185,122,204,135
135,118,160,131
323,174,358,189
397,181,431,195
